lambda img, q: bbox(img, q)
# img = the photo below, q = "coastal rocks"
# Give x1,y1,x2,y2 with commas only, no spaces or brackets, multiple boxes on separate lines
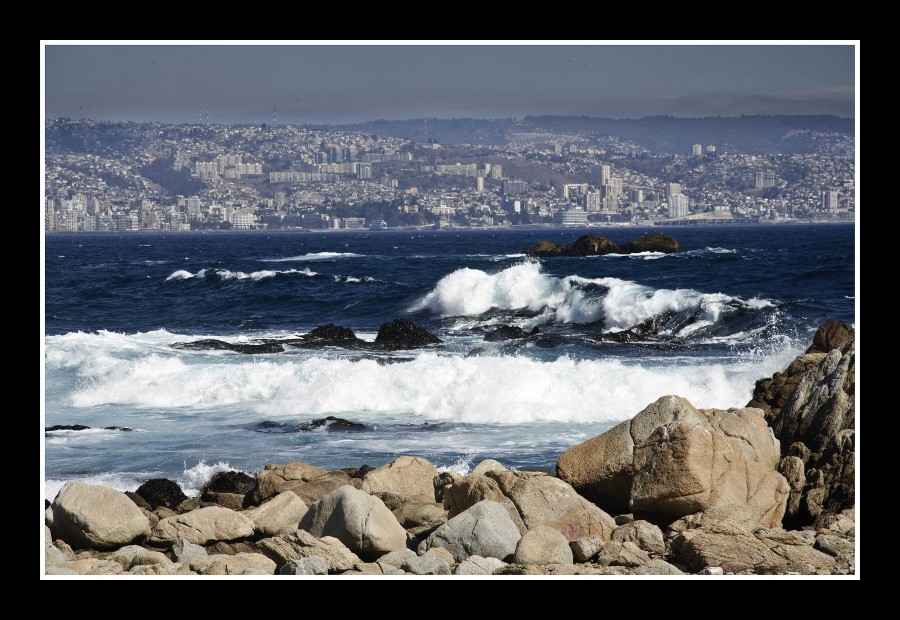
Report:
293,324,362,348
51,481,151,550
45,424,135,433
199,471,257,510
454,555,508,575
557,395,789,528
672,514,837,574
570,234,621,256
610,520,666,554
171,339,285,354
250,461,330,504
748,321,855,527
596,541,650,567
391,501,448,529
188,552,277,575
525,233,679,257
299,485,407,560
513,525,574,565
135,478,188,511
442,474,526,534
471,459,508,477
245,491,308,537
618,233,680,254
374,318,442,349
806,320,855,355
257,529,362,573
424,500,522,562
279,556,329,575
149,506,254,546
504,473,617,541
173,319,441,354
569,536,604,563
172,538,208,563
297,416,365,431
484,325,540,342
360,456,439,503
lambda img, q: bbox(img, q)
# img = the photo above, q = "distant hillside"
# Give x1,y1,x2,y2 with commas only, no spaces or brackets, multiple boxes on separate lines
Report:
312,114,854,154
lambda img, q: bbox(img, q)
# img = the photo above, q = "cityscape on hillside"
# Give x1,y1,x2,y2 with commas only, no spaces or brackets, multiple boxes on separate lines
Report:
44,115,855,233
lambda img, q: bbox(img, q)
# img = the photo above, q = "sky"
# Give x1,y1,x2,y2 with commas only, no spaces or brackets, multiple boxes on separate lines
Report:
43,42,856,125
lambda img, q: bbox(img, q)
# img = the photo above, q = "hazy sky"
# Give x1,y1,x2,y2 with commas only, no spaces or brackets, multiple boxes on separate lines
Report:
43,43,856,124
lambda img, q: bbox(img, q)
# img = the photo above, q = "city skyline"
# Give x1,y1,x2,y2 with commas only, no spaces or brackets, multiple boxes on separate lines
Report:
43,42,856,125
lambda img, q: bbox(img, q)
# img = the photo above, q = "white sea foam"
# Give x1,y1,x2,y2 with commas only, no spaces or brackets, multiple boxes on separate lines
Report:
166,268,317,281
179,460,240,496
261,252,362,262
44,460,241,502
166,269,195,281
412,262,774,330
603,251,667,260
49,331,800,425
44,472,150,503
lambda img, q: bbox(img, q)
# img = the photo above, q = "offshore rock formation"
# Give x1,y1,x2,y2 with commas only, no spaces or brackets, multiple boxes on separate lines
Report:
171,318,441,354
747,321,855,528
525,233,678,257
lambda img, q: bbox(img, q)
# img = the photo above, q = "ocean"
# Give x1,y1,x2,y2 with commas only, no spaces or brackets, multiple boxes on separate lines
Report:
43,224,856,500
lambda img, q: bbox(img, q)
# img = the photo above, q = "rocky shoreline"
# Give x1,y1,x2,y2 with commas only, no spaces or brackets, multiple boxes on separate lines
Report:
43,322,856,577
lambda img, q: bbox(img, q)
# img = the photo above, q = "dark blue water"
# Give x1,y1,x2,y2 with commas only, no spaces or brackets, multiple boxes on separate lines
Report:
43,224,855,498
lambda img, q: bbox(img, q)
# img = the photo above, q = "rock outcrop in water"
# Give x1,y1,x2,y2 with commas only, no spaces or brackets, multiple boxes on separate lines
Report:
484,325,540,342
525,233,679,257
747,320,855,528
170,319,441,354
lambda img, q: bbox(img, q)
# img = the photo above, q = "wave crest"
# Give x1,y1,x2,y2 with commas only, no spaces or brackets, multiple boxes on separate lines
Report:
411,262,774,336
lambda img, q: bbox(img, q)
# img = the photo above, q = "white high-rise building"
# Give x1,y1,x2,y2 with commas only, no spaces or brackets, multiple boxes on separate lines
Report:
669,194,690,218
822,190,840,212
666,183,682,198
591,164,611,187
692,144,702,156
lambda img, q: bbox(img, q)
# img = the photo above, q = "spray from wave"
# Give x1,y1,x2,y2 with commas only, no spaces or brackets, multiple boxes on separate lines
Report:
47,330,800,425
411,261,774,337
261,252,362,262
166,268,318,281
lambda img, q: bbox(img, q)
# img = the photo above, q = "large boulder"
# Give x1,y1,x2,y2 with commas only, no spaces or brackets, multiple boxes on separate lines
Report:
374,319,441,350
360,456,439,502
513,525,574,565
250,461,330,504
279,556,329,575
557,395,789,528
442,474,526,534
135,478,188,510
454,555,508,575
257,530,361,573
299,485,407,560
148,506,254,546
424,500,522,562
748,323,855,527
245,491,308,537
503,473,616,541
610,520,665,554
188,553,277,575
392,501,447,529
618,233,679,254
525,240,569,257
596,541,650,567
51,481,151,550
672,515,836,574
570,234,620,256
200,471,256,508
